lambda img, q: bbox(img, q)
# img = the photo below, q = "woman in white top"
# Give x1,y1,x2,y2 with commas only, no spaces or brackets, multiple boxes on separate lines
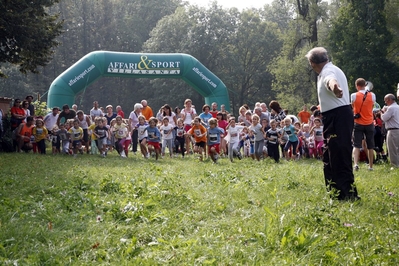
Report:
162,104,177,127
128,103,143,154
180,99,196,154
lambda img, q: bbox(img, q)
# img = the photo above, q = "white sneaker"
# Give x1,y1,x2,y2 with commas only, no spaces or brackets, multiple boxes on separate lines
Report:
121,151,126,158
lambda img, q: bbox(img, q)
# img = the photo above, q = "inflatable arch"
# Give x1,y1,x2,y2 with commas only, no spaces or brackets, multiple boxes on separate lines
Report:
47,51,230,111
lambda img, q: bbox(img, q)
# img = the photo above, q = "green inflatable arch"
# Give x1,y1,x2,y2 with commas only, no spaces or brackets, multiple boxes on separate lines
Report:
47,51,230,111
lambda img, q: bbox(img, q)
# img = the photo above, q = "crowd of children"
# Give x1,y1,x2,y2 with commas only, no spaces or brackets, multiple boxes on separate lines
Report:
5,97,388,165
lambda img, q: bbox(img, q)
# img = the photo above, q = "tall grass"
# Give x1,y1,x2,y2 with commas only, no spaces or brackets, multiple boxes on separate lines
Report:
0,152,398,265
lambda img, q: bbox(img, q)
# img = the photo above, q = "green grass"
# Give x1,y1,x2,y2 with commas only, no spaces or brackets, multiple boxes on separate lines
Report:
1,152,399,265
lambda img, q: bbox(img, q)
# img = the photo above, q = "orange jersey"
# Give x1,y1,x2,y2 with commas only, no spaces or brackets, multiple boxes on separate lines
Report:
188,124,207,143
297,111,311,123
141,106,153,121
353,92,374,125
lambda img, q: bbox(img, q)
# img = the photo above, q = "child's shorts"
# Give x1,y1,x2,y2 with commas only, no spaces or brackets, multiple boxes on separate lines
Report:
148,141,160,150
208,143,220,154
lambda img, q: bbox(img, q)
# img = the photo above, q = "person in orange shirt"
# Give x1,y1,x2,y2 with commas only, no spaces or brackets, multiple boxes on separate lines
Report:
186,117,207,161
297,105,311,124
351,78,376,171
16,116,35,152
141,100,153,121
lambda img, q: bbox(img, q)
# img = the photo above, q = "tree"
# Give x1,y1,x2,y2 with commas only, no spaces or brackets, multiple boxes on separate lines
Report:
0,0,63,77
329,0,399,98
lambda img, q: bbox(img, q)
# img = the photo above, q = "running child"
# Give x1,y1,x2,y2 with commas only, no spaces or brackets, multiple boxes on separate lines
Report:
207,118,225,163
249,114,266,161
225,117,244,162
160,117,174,158
113,115,128,158
32,119,49,154
94,116,108,158
266,119,280,163
174,118,186,158
136,115,149,158
68,119,84,157
144,117,161,160
186,117,207,161
283,117,299,160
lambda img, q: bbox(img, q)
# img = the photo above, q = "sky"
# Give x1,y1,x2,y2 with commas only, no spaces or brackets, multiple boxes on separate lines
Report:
186,0,273,10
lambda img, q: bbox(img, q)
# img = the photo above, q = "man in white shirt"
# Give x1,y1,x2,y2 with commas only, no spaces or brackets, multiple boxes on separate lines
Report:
381,94,399,168
44,107,59,131
306,47,359,201
90,101,103,121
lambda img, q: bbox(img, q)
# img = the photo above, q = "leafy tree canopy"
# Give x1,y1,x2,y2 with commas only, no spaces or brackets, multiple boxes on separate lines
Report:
0,0,63,77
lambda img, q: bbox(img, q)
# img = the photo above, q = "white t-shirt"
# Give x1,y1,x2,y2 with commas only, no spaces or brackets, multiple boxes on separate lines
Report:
318,62,350,112
181,108,197,125
44,113,59,131
160,124,174,140
227,125,244,144
90,108,103,118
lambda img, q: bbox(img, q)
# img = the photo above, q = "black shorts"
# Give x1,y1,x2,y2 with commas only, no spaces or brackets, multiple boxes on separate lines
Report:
353,123,375,149
195,141,206,148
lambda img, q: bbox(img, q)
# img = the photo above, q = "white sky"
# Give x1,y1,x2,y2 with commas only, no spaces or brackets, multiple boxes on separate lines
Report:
186,0,273,10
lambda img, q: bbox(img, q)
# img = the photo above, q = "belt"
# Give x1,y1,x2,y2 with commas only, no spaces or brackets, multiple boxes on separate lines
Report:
387,128,399,131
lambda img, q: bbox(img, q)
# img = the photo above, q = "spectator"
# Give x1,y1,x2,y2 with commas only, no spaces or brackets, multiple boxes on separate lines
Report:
381,94,399,169
297,105,311,124
210,102,218,118
269,100,286,125
44,107,60,131
129,103,143,154
141,100,153,121
16,116,34,152
105,105,117,125
25,95,35,117
351,78,376,171
10,99,26,131
305,46,359,201
116,105,125,118
57,104,77,126
90,101,103,121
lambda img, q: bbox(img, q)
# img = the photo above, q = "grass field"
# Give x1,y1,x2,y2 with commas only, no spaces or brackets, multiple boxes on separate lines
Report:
1,151,398,265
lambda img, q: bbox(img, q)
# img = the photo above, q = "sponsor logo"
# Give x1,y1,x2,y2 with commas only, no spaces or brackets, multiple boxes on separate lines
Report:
69,64,95,86
107,55,181,75
192,67,217,88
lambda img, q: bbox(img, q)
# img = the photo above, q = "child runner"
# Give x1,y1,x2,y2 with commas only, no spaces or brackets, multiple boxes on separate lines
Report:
309,117,324,159
181,99,196,154
145,117,161,160
174,118,186,158
186,117,207,161
113,115,128,158
68,119,84,157
94,116,109,158
51,125,60,155
88,118,99,155
58,123,70,154
266,119,280,163
207,118,225,163
240,126,250,157
249,114,265,161
283,117,299,160
32,119,49,154
136,115,149,158
160,117,174,158
225,117,244,162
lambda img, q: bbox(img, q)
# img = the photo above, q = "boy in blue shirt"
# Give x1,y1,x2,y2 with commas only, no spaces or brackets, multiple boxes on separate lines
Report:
145,117,161,160
207,118,224,163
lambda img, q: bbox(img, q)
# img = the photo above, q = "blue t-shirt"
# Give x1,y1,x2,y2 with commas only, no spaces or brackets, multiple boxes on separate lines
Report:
199,112,213,128
284,124,298,142
207,127,224,145
146,126,161,143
